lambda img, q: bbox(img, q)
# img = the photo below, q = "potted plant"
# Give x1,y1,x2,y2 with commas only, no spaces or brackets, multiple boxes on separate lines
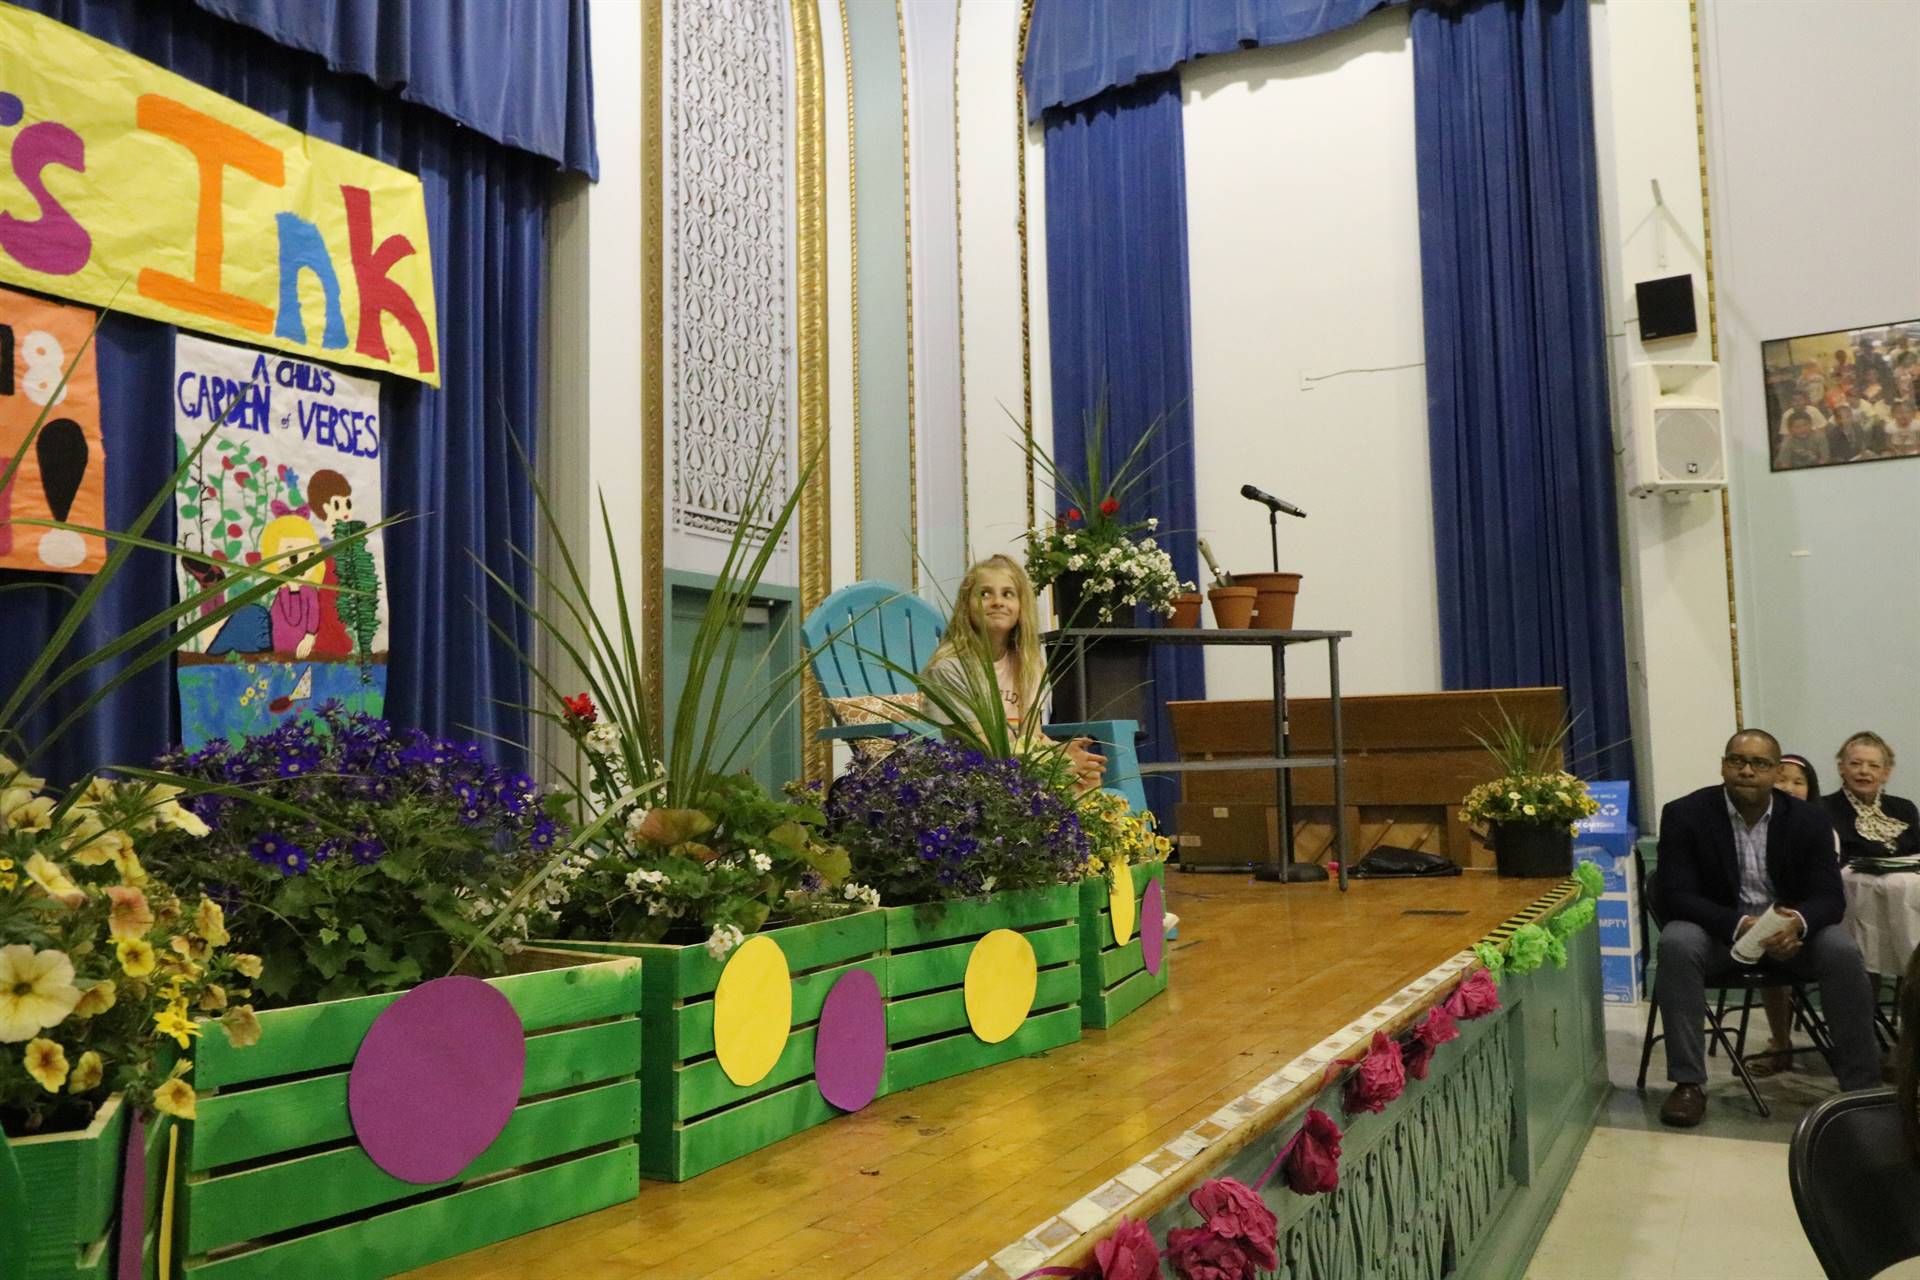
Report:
142,704,570,1005
1021,401,1191,627
1461,709,1600,877
1,760,260,1279
1074,790,1173,1028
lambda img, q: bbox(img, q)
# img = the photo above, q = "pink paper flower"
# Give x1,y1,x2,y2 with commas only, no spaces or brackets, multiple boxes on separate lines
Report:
1164,1226,1255,1280
1401,1005,1461,1081
1282,1108,1343,1195
1343,1031,1406,1115
1186,1178,1277,1272
1445,969,1501,1020
1094,1218,1164,1280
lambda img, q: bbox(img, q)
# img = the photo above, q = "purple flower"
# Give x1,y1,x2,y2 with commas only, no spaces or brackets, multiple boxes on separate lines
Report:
350,837,385,865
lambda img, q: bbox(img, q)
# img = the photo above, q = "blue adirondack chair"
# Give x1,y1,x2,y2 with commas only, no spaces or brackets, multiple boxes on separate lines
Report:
802,580,1148,814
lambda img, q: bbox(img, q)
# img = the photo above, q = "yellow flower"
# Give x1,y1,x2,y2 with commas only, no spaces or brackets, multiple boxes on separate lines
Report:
24,1036,68,1091
155,800,210,838
64,815,124,866
0,754,45,792
193,898,230,948
1523,804,1537,817
106,885,154,941
170,934,211,963
154,1004,201,1050
67,1049,104,1094
0,872,15,892
111,847,147,886
72,979,116,1019
151,1076,197,1120
230,953,264,980
198,983,228,1013
3,792,56,832
0,945,83,1043
220,1004,262,1049
115,938,157,978
23,853,84,908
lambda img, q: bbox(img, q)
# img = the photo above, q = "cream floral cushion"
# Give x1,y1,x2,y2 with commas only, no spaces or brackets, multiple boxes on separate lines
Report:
824,692,925,727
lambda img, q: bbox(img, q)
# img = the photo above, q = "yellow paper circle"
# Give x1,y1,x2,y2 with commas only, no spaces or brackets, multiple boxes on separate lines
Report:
1109,873,1137,947
713,935,792,1086
964,928,1038,1045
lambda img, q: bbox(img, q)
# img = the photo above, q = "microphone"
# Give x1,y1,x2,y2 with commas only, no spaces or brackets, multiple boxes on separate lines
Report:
1240,484,1307,518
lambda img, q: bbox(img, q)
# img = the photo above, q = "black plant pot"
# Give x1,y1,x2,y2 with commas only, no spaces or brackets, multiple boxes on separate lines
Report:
1491,821,1574,879
1052,572,1130,629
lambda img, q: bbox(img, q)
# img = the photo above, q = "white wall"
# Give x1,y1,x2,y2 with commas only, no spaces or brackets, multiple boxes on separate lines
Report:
1180,9,1439,701
956,0,1039,563
1703,0,1920,773
1590,0,1738,822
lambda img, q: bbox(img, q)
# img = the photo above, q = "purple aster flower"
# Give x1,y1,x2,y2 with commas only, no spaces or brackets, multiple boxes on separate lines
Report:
350,837,385,865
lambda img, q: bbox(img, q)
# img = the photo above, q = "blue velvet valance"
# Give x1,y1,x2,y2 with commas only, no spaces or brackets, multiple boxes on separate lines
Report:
1023,0,1408,119
191,0,599,177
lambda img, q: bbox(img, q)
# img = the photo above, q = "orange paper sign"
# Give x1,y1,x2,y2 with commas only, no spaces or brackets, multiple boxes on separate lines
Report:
0,286,104,574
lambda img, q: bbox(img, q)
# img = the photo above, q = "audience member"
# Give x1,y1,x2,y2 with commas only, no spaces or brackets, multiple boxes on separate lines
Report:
1653,730,1882,1127
1746,753,1828,1078
1821,730,1920,863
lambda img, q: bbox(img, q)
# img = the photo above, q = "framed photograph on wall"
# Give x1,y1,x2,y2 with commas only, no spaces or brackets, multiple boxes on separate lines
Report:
1763,317,1920,472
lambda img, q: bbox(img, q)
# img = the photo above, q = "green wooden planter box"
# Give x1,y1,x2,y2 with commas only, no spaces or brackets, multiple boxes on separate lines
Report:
1078,861,1170,1029
883,882,1082,1093
542,910,889,1183
176,953,643,1280
7,1095,173,1280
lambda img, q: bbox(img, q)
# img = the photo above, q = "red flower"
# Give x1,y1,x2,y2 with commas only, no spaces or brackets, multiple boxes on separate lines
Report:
1163,1227,1254,1280
221,456,234,470
1186,1178,1277,1271
1444,969,1501,1021
1343,1031,1406,1115
1100,496,1120,517
1093,1218,1164,1280
561,691,597,726
227,523,243,537
234,472,250,486
1282,1108,1342,1195
244,551,262,565
1400,1005,1460,1081
1066,507,1084,523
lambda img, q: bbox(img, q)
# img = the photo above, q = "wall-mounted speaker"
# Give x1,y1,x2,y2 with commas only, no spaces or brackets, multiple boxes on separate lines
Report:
1625,361,1725,497
1635,274,1697,341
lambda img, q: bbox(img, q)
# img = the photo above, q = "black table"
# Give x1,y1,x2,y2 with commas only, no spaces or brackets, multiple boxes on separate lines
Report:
1041,627,1352,890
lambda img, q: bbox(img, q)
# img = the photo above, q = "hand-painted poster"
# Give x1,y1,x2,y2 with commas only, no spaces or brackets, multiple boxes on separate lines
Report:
173,334,388,748
0,286,105,572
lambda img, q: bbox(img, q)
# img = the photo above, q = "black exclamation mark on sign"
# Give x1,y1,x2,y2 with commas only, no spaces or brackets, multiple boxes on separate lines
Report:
0,323,13,558
35,419,88,569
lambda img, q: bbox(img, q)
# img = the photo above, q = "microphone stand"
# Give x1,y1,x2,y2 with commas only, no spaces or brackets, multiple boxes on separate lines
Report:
1250,496,1327,884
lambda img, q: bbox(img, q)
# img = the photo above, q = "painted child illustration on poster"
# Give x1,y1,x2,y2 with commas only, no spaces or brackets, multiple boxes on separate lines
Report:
173,335,388,747
0,286,107,573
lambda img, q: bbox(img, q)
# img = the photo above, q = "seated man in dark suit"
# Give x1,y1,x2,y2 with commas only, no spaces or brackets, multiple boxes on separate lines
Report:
1654,729,1881,1127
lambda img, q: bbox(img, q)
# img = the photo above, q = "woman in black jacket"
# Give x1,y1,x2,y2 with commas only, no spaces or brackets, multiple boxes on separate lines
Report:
1821,730,1920,864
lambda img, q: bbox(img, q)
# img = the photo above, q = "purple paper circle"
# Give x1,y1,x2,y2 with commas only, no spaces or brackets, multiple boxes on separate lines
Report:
0,94,22,128
1141,880,1166,976
348,976,526,1184
814,968,885,1112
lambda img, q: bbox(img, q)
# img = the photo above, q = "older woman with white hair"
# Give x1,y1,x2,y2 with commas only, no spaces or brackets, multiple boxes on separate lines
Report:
1820,730,1920,864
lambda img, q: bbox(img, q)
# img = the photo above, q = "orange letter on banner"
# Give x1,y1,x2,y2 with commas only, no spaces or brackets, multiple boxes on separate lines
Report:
135,94,283,333
341,185,436,374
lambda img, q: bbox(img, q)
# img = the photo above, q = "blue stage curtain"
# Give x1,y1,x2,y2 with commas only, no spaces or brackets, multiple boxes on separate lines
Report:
1043,75,1205,786
0,0,545,782
1411,0,1634,785
1024,0,1403,120
190,0,598,177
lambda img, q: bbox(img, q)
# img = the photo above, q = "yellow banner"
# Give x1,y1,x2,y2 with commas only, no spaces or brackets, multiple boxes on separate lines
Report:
0,5,441,385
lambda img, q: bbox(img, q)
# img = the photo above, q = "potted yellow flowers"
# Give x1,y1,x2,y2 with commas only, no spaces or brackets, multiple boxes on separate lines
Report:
1460,708,1601,878
1,754,261,1278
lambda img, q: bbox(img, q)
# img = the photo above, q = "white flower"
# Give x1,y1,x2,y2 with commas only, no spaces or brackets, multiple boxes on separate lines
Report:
979,876,998,894
841,881,881,908
750,851,772,873
1146,518,1159,530
704,924,745,960
624,867,671,893
584,723,620,754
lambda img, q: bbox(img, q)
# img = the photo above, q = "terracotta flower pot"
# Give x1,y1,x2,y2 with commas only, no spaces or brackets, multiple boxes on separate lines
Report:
1207,586,1258,629
1169,593,1202,629
1233,572,1303,630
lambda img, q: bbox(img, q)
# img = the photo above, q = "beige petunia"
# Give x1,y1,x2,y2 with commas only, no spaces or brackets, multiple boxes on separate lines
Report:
66,1049,104,1094
106,885,154,941
151,1076,197,1120
72,979,117,1019
23,854,84,908
220,1004,262,1049
0,945,83,1042
24,1037,69,1092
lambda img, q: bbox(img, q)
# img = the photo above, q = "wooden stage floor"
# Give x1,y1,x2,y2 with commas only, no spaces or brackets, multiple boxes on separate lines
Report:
406,871,1549,1280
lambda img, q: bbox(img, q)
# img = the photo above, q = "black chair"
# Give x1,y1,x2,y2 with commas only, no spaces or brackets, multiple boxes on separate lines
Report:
1632,846,1835,1116
1789,1088,1920,1280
